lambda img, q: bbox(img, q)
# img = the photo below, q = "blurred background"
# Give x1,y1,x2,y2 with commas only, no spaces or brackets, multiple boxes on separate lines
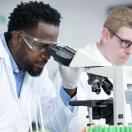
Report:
0,0,132,79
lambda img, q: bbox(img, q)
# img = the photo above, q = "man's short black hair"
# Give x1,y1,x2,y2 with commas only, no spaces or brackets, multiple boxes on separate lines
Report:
7,1,61,33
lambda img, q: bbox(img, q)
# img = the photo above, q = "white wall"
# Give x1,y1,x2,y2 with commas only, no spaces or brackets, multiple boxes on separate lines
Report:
0,0,132,79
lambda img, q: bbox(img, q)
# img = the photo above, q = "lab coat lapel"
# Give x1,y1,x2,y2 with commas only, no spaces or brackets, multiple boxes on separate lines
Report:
15,73,35,129
0,41,18,100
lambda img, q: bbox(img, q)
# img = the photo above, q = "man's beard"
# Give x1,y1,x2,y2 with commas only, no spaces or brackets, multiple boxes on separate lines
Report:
26,63,43,76
16,50,44,77
24,58,45,76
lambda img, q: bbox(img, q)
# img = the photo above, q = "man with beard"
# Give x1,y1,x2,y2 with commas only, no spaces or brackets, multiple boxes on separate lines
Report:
0,1,81,132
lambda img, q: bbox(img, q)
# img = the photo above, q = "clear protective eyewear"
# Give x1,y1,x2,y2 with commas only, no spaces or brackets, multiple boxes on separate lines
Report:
20,31,57,52
108,28,132,48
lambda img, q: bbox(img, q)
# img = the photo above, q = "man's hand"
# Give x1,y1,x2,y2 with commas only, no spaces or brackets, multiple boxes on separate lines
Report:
59,64,82,97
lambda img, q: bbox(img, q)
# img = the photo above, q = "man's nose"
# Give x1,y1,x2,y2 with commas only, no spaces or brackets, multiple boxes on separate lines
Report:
127,45,132,55
41,52,50,60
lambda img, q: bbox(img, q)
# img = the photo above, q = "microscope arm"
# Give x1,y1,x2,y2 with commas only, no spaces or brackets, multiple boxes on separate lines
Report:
47,44,109,67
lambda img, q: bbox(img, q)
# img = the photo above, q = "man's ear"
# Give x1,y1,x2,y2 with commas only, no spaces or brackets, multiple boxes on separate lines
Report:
11,32,22,47
101,27,111,43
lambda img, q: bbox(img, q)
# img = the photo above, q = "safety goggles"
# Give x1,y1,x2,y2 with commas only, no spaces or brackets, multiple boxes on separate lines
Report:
108,28,132,48
19,31,57,52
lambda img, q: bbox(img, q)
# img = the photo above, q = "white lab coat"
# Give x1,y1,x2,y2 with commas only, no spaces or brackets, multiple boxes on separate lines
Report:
0,33,76,132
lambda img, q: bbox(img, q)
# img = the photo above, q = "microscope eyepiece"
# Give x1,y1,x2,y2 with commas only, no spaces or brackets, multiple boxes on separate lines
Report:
46,44,76,66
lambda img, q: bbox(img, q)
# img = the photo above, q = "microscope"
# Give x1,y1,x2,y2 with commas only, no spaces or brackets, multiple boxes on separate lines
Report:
46,44,132,126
